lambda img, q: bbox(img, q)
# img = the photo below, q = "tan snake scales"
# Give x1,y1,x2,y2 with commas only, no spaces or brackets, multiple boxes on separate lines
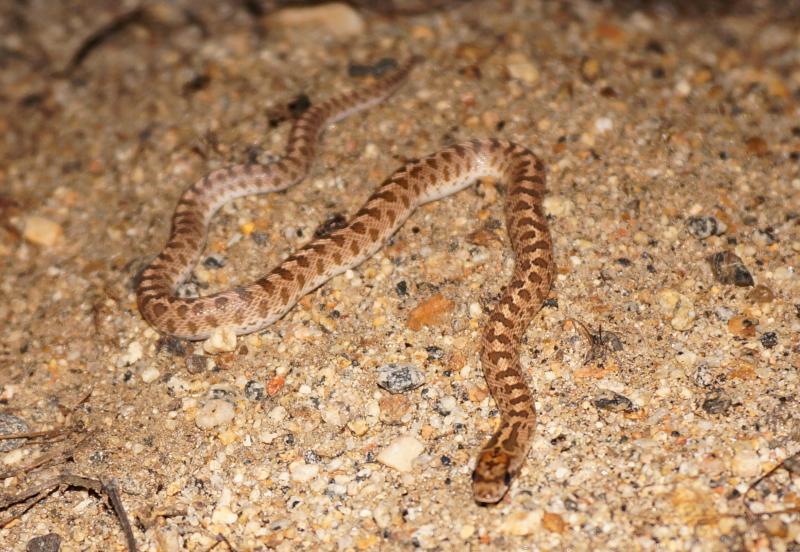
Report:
136,59,554,504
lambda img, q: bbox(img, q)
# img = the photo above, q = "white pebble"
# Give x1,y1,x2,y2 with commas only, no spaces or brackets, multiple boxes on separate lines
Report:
543,196,574,217
141,366,160,383
267,3,365,38
268,405,287,423
120,341,143,366
211,505,238,525
195,399,235,429
595,117,614,133
203,327,237,354
732,449,761,478
376,435,424,472
289,461,319,482
468,302,482,318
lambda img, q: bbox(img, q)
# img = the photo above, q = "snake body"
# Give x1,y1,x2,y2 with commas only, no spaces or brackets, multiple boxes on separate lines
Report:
136,60,554,504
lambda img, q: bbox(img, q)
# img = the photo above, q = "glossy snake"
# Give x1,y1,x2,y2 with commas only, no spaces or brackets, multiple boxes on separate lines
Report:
136,59,554,503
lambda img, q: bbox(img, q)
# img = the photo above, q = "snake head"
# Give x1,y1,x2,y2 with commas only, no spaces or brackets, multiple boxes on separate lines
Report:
471,448,514,505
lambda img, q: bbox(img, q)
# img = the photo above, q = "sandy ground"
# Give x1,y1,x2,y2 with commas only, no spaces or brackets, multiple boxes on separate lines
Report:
1,1,799,550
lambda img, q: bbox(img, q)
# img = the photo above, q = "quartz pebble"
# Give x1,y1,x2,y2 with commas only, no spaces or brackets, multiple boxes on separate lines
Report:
506,53,539,84
592,390,634,413
657,289,696,330
377,364,424,394
266,2,364,38
543,195,574,217
376,435,424,472
731,448,761,477
22,216,62,247
195,399,235,429
289,460,320,482
140,366,160,383
407,293,454,330
203,327,237,354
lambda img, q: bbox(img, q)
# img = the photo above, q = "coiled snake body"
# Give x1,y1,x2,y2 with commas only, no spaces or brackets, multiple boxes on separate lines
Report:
136,59,554,504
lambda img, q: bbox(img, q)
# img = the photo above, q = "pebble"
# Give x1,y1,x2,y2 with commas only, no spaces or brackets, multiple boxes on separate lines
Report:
119,341,143,366
379,395,412,425
702,391,731,415
435,395,457,416
22,216,62,247
376,435,424,472
592,390,634,413
686,216,726,239
541,512,567,534
656,289,696,330
731,447,761,477
267,3,365,39
707,251,754,287
195,399,235,429
244,380,265,401
580,56,601,82
0,413,29,452
140,366,160,383
499,510,543,536
289,460,320,482
759,331,778,349
407,294,454,330
185,354,209,374
728,315,757,338
506,53,539,84
543,195,575,217
211,505,238,525
747,284,774,304
26,533,61,552
377,363,425,394
203,327,237,354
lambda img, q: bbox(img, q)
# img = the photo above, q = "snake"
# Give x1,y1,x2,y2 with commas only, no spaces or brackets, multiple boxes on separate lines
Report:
135,58,554,504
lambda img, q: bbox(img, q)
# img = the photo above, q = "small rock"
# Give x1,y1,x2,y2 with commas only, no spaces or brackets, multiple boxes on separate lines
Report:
580,57,601,82
702,391,731,415
289,461,320,482
541,512,567,534
0,413,29,452
732,448,761,477
506,53,539,84
759,331,778,349
185,354,209,374
195,399,235,429
203,327,237,354
140,366,160,383
728,315,757,338
26,533,61,552
543,195,574,217
211,505,238,525
657,289,696,331
268,405,287,423
22,216,62,247
692,363,716,388
745,136,768,156
119,341,143,366
376,435,424,472
347,418,368,436
266,2,365,39
244,380,265,401
686,216,726,239
203,254,226,269
377,364,425,394
407,294,454,330
499,510,543,536
379,394,412,425
592,390,634,413
707,251,754,287
435,395,457,416
747,285,774,304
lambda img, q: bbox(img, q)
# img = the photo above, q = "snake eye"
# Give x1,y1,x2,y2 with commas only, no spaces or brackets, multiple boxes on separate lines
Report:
503,471,512,486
